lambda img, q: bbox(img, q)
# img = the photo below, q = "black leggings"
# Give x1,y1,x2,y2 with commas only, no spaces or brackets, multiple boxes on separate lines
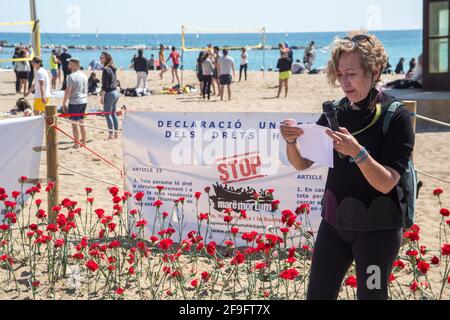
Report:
239,64,248,81
202,75,212,100
307,220,402,300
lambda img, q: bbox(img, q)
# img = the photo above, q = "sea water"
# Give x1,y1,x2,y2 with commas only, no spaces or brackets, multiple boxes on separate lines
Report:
0,30,422,72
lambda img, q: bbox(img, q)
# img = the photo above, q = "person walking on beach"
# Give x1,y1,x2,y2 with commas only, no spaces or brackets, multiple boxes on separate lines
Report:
60,46,72,90
304,41,316,71
281,31,414,300
100,52,120,140
201,52,215,100
276,51,292,98
158,45,168,80
62,58,88,149
196,52,204,96
218,49,236,101
239,47,248,82
15,49,30,95
148,54,155,71
133,49,149,91
212,46,220,96
49,49,59,91
167,46,181,84
25,57,51,115
12,47,20,93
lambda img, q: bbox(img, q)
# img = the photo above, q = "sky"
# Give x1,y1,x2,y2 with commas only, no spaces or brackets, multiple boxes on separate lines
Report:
0,0,423,34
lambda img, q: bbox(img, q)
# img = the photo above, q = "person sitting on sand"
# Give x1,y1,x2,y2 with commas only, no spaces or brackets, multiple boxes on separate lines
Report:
385,54,423,89
395,57,405,74
276,51,293,98
62,58,88,149
407,57,416,75
88,73,100,95
25,57,51,115
218,49,236,101
292,59,306,74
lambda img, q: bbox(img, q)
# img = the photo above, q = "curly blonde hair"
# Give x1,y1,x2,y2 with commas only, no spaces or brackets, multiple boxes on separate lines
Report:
326,30,388,87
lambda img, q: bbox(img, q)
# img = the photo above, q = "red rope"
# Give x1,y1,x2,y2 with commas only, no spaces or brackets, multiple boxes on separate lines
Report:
57,112,113,118
52,125,123,178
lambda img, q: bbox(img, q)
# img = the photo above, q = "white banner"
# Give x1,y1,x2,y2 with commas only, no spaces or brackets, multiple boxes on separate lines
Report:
0,116,44,209
123,112,328,246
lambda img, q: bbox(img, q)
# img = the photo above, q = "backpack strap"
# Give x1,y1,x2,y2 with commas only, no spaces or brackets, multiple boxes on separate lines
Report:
383,101,404,136
332,99,342,110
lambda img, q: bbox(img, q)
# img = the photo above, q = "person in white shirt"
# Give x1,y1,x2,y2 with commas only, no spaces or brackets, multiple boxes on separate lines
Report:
25,57,51,115
239,47,248,81
62,58,89,149
218,49,236,101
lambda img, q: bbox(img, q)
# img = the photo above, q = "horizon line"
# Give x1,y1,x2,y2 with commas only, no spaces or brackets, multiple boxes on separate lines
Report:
0,28,422,35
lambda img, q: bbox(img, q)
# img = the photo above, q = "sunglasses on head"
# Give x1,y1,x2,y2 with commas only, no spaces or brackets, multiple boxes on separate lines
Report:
343,35,374,47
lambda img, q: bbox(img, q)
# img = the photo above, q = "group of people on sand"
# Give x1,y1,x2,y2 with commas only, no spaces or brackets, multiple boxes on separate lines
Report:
383,54,423,89
195,45,248,101
13,50,121,148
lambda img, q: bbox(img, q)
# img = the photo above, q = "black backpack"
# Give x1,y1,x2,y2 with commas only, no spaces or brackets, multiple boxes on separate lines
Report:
332,100,418,229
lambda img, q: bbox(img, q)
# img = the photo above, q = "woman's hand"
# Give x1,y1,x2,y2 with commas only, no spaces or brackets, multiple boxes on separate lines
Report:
326,127,363,158
280,119,304,143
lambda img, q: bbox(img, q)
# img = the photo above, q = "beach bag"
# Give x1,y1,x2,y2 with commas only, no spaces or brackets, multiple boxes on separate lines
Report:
332,100,418,229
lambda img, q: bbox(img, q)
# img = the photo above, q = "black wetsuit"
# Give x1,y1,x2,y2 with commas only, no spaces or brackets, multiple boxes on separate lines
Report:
307,89,415,300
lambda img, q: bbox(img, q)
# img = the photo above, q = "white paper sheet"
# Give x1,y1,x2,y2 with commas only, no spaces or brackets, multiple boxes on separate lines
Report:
297,124,334,168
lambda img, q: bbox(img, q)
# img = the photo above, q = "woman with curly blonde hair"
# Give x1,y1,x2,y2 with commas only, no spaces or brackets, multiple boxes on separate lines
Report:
280,31,415,300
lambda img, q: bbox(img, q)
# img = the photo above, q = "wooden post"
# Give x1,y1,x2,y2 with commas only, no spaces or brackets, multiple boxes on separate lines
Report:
45,105,58,222
403,100,417,133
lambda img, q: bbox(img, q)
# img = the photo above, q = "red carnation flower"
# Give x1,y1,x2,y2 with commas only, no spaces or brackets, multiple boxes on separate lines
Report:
85,187,93,194
431,256,440,265
206,241,216,256
194,192,201,200
156,185,165,192
231,252,245,265
134,192,145,201
417,260,430,275
271,200,280,211
440,208,450,217
280,268,299,280
230,227,239,235
295,203,311,215
433,188,443,196
86,259,99,272
442,244,450,256
344,275,357,288
158,238,174,251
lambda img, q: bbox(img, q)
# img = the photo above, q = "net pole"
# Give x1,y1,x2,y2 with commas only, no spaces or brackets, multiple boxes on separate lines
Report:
29,0,41,57
181,25,185,88
262,27,266,78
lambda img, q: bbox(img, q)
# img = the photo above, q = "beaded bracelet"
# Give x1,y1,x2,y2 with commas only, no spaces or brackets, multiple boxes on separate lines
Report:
355,151,370,164
349,147,367,164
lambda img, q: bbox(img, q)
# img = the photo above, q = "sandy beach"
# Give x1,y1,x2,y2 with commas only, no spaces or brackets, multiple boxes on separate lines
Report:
0,69,449,299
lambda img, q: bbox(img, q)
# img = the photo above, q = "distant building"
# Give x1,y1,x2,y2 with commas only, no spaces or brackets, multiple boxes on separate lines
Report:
423,0,450,91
